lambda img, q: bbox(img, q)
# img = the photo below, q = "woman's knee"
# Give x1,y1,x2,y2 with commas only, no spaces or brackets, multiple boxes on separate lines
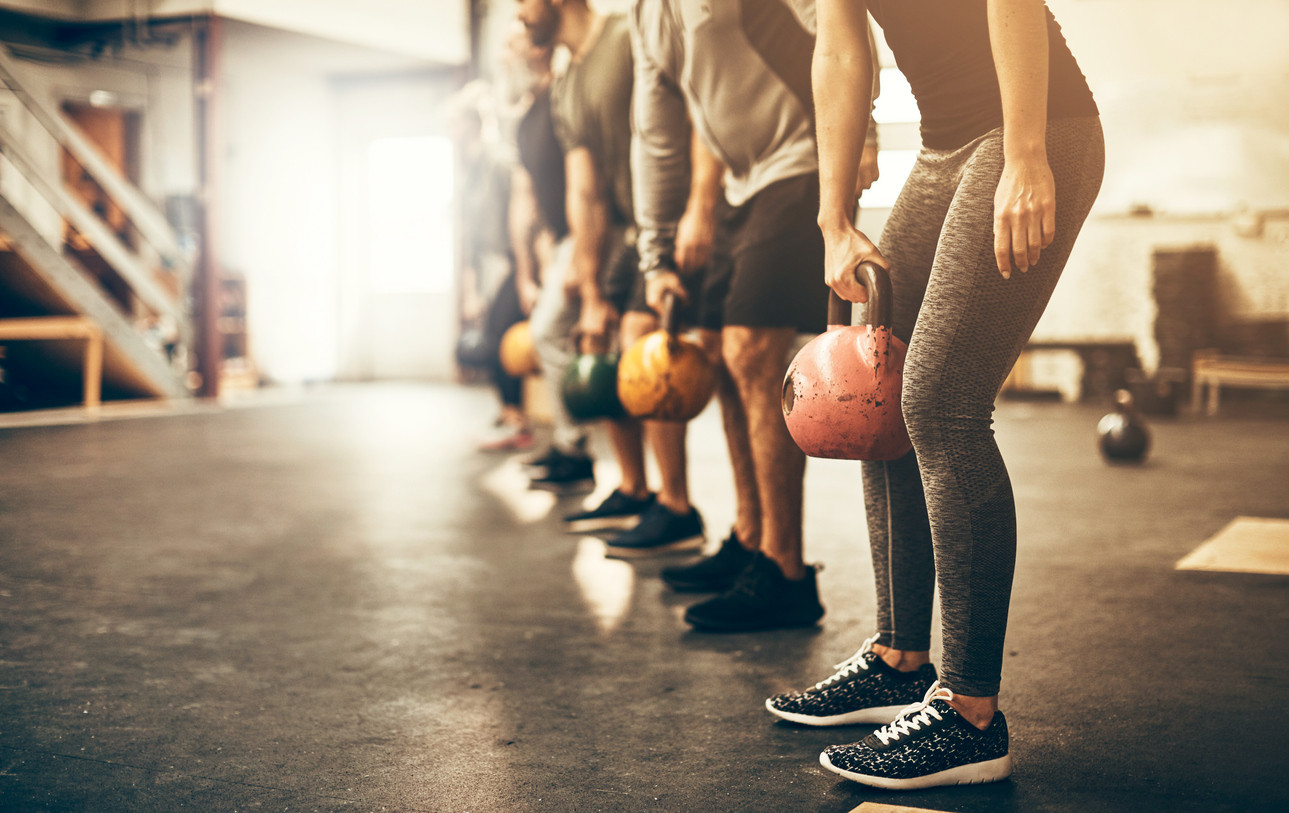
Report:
899,377,997,449
899,383,937,445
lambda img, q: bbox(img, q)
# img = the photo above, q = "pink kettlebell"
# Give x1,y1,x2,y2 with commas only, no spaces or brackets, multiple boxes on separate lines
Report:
782,262,913,461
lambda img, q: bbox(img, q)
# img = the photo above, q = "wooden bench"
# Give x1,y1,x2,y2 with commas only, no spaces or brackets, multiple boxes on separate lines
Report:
1004,340,1140,402
0,316,103,409
1192,350,1289,416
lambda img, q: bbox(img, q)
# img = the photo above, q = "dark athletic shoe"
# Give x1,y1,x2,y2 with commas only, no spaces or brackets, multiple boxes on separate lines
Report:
660,529,755,592
529,448,595,493
563,489,656,533
605,503,704,558
522,446,562,469
683,551,824,632
523,437,587,470
765,635,938,726
820,682,1013,790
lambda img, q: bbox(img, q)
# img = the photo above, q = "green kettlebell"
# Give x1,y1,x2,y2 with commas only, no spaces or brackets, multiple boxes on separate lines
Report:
562,352,625,421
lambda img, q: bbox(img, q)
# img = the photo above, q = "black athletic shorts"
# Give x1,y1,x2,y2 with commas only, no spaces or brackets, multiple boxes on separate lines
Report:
602,235,718,329
600,237,639,315
617,171,825,333
623,251,727,332
715,172,828,333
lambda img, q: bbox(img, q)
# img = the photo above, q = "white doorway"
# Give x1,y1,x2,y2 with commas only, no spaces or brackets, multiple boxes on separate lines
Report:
335,74,459,381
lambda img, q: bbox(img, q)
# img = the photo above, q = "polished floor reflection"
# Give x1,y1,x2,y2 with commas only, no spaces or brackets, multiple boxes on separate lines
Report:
1,383,1286,812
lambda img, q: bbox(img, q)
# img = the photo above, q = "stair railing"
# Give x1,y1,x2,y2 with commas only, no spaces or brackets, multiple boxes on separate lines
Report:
0,44,193,355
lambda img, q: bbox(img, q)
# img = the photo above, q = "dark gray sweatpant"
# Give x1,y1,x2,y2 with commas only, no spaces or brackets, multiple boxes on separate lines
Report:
864,116,1105,697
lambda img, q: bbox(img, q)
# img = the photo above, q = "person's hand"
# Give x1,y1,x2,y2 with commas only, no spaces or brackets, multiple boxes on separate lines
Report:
517,276,541,315
577,296,618,354
675,205,716,274
993,155,1056,278
820,222,887,304
562,268,582,301
644,270,686,315
854,144,880,197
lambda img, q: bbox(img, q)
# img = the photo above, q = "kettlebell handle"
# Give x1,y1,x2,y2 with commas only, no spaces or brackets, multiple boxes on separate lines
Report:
661,288,679,335
828,262,892,328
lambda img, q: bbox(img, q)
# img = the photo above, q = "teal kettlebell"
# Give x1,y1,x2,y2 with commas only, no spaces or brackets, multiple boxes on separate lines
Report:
562,353,625,421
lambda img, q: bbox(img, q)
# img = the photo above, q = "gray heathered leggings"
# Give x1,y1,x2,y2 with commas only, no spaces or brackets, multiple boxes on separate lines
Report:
864,116,1104,697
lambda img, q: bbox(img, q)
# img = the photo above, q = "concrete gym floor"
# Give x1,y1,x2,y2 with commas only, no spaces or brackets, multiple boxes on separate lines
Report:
1,382,1286,813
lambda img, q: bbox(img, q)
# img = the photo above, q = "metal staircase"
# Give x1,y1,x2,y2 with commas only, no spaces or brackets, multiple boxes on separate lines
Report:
0,43,192,409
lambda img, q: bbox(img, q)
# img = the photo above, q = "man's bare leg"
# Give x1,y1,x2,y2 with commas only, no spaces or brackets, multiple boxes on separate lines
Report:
723,325,805,579
622,311,691,514
698,328,760,547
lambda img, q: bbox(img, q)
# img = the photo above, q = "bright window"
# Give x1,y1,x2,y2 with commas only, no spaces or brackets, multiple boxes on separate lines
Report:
865,66,921,209
368,136,455,293
860,149,920,210
873,67,920,124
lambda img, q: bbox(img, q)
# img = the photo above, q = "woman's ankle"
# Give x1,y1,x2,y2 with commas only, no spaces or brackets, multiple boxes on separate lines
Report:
946,693,998,731
871,643,931,673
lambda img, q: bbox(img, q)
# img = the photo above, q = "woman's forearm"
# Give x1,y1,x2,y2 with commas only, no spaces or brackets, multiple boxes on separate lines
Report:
987,0,1050,160
987,0,1058,274
813,0,874,233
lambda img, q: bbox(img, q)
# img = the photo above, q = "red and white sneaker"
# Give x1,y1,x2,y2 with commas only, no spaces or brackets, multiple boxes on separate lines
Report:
477,425,535,453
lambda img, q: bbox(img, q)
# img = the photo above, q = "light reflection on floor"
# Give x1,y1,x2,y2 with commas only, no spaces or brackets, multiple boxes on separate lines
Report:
571,537,635,634
479,460,556,524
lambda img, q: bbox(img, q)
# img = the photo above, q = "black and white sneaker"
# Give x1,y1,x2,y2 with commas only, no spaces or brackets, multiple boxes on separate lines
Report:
819,682,1013,790
604,503,704,558
660,529,755,592
765,635,938,726
563,489,656,533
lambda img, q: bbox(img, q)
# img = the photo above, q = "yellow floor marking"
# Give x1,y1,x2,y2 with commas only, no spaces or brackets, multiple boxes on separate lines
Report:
1176,516,1289,575
851,803,952,813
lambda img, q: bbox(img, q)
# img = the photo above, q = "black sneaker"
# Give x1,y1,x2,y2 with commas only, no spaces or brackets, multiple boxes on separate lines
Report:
820,682,1013,790
522,446,562,469
563,489,656,533
660,529,755,592
523,438,586,470
529,448,595,493
683,551,824,632
604,503,704,558
765,635,938,725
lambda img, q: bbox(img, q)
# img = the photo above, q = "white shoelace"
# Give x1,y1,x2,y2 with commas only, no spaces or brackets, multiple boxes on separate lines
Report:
872,681,955,745
813,634,881,690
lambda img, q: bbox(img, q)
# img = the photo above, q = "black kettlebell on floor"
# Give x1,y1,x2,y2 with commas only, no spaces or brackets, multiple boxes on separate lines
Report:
562,352,625,421
1098,389,1150,464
